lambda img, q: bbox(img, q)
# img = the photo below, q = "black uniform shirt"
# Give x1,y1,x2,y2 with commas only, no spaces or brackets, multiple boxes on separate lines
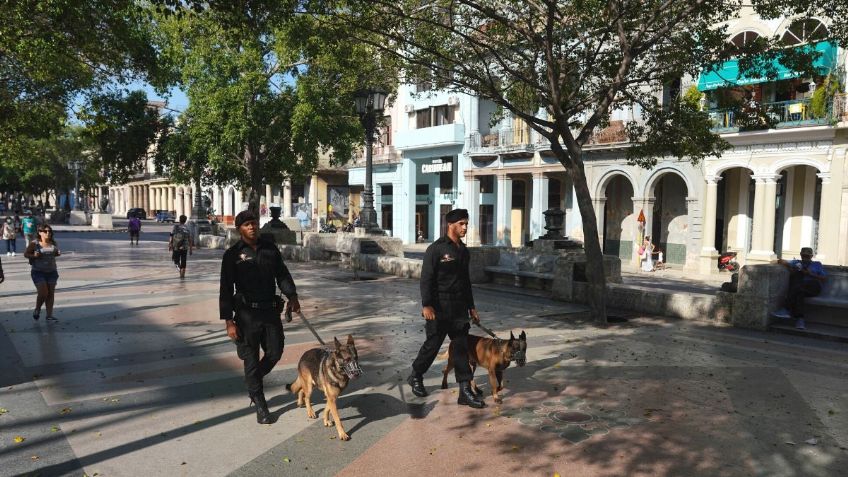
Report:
219,238,297,320
420,235,475,311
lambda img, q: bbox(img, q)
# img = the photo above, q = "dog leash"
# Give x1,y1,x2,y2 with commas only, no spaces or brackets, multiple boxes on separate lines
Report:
287,309,327,346
474,321,501,340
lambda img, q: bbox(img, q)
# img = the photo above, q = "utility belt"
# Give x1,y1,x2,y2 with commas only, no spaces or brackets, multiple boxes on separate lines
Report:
234,292,286,315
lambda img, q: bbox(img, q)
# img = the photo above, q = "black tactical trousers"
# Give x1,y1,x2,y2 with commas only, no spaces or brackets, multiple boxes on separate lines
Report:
234,308,284,395
411,319,473,383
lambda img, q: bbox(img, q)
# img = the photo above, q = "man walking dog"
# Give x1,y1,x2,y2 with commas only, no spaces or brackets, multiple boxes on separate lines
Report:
220,210,301,424
407,208,485,409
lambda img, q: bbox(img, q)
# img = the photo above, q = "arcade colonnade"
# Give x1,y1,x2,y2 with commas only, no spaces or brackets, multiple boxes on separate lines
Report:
110,182,196,218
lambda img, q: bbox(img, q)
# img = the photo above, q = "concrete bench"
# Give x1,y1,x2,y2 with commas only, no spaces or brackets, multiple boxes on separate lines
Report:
484,266,554,291
806,269,848,308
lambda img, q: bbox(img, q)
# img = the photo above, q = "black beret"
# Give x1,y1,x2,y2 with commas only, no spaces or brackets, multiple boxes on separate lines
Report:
445,208,469,223
235,210,258,227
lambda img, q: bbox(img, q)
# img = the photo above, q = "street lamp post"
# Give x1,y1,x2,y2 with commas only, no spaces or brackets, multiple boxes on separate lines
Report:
354,89,388,234
68,161,81,211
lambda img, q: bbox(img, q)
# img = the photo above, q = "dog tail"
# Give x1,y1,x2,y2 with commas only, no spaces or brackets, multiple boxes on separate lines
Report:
286,377,302,394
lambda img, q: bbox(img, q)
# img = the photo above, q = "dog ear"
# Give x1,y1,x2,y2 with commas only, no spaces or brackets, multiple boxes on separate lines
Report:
347,334,354,345
520,330,526,339
509,331,515,341
334,337,342,349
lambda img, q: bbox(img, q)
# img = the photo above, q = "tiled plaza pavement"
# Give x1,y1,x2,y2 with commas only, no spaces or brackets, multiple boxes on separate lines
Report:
1,233,846,477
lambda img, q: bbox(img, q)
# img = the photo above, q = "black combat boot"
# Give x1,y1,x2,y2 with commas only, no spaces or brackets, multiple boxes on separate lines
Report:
407,374,428,397
457,381,485,408
249,392,273,424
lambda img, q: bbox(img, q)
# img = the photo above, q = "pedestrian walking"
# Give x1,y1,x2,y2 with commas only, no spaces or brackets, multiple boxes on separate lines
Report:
128,215,141,245
3,216,17,256
0,254,4,284
169,215,193,279
220,210,301,424
24,224,61,322
407,208,485,409
21,212,35,245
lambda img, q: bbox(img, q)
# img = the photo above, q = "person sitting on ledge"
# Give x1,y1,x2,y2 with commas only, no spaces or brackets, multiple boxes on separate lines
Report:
771,247,826,330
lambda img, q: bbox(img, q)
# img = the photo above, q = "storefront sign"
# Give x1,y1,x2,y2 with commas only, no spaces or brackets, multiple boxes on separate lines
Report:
422,159,452,174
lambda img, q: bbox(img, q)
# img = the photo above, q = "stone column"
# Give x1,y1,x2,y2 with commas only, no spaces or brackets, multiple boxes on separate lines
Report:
593,197,607,247
165,187,172,213
530,172,549,240
283,179,292,217
496,174,513,246
265,184,273,208
815,172,838,263
143,186,150,215
465,176,481,246
748,174,779,263
699,176,721,273
309,175,319,230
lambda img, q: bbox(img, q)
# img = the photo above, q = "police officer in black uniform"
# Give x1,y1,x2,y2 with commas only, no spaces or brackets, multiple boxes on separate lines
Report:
220,210,301,424
407,208,485,408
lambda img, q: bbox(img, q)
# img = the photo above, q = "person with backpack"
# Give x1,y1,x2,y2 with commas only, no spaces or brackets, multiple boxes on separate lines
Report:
21,212,36,245
169,215,193,279
128,215,141,245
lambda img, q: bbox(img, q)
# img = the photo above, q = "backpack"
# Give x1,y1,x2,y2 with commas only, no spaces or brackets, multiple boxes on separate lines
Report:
173,226,188,250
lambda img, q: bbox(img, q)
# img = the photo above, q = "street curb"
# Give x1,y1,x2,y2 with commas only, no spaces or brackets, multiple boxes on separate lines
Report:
769,324,848,343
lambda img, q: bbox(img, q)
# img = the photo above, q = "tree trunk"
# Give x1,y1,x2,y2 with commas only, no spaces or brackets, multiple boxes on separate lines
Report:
551,141,607,324
570,159,608,324
245,148,261,216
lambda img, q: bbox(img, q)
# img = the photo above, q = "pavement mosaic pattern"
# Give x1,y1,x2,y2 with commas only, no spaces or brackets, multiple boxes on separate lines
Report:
0,231,846,476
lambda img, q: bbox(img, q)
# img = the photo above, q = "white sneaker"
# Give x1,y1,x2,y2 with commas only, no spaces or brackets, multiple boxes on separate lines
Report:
11,251,15,256
5,252,9,256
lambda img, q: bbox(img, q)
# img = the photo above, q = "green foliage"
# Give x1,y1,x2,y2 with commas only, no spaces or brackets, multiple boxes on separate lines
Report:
152,4,388,212
79,91,163,185
0,0,165,145
810,74,841,119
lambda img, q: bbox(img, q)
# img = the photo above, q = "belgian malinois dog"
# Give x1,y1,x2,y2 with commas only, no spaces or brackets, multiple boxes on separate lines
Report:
286,335,362,440
441,331,527,404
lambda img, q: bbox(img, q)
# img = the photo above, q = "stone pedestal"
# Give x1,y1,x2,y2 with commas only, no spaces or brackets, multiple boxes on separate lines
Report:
730,264,788,330
90,213,113,229
69,210,88,225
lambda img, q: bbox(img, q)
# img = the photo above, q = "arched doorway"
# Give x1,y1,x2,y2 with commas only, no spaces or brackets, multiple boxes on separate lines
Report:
716,167,755,260
649,173,689,266
774,165,822,258
602,175,635,260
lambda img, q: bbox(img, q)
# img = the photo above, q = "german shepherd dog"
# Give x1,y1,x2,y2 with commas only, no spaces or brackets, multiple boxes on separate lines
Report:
286,335,362,440
441,331,527,404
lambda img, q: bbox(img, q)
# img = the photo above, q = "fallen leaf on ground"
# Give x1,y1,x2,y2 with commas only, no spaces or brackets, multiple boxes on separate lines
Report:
0,408,8,415
13,436,25,443
31,455,39,461
283,458,291,463
59,407,72,415
51,426,60,432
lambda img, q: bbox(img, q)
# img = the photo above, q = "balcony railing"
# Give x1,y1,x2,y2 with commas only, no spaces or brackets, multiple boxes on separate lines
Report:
707,98,834,132
467,126,534,156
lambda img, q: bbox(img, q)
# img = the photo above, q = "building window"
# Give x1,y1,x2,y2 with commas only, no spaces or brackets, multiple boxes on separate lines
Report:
381,185,393,196
379,115,392,146
479,175,494,194
782,19,828,46
415,105,455,129
440,171,453,193
416,184,429,195
433,105,454,125
415,79,433,93
730,30,761,47
416,109,432,129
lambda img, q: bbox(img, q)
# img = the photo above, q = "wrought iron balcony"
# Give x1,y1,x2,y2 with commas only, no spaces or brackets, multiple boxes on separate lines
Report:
707,98,834,132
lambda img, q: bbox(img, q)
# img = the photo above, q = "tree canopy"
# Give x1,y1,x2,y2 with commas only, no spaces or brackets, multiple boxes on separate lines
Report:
152,2,392,213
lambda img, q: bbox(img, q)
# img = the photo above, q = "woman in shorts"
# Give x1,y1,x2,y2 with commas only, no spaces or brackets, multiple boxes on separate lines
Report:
24,224,61,321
